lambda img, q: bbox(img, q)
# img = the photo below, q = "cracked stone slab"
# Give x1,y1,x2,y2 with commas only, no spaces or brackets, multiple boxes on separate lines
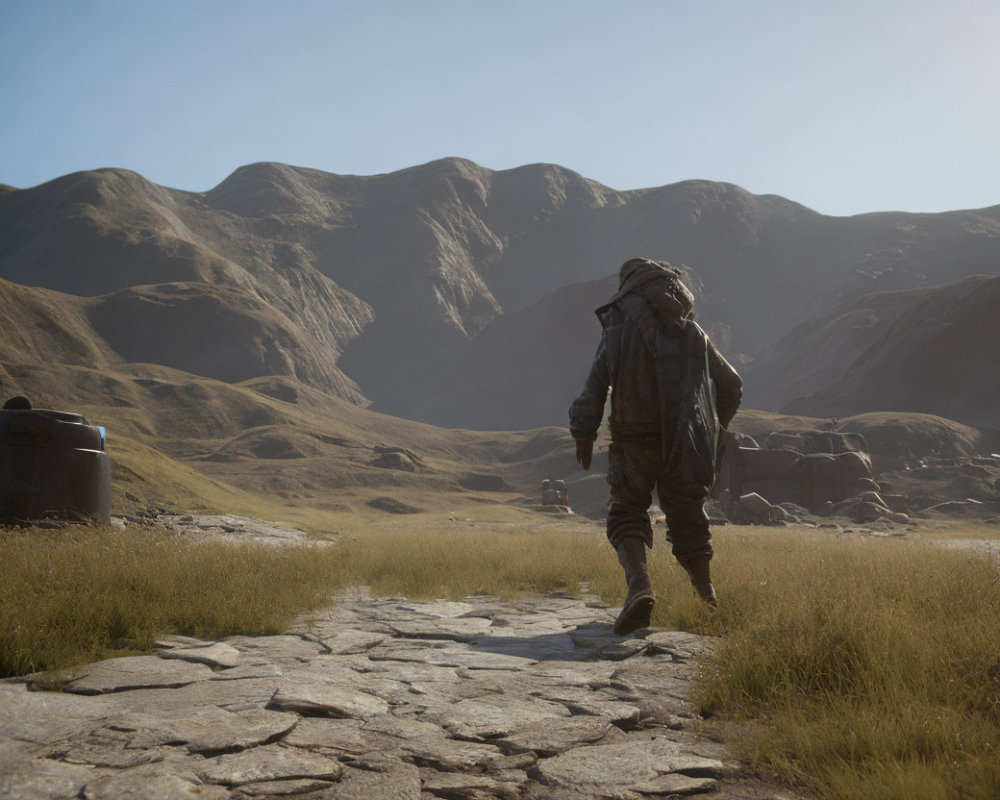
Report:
529,687,641,727
197,742,344,785
633,773,719,795
267,682,390,719
642,631,715,661
282,717,376,755
388,617,494,642
61,655,215,695
159,642,242,670
437,696,571,741
235,777,339,796
225,634,328,662
497,716,616,756
610,659,695,702
527,662,618,688
394,600,478,618
439,648,540,670
46,739,170,768
308,629,388,655
0,684,122,743
0,755,93,800
81,772,231,799
535,739,725,793
325,762,422,800
420,769,500,797
208,661,283,681
397,736,504,772
111,706,298,754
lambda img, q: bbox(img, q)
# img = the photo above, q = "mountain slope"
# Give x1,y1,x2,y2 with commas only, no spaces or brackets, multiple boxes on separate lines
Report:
782,275,1000,427
3,159,1000,428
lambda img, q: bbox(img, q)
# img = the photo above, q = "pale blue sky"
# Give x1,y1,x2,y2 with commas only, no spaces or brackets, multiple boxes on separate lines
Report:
1,0,997,216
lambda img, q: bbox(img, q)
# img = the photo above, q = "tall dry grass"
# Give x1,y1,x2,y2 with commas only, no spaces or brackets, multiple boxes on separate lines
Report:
688,529,1000,800
0,525,338,676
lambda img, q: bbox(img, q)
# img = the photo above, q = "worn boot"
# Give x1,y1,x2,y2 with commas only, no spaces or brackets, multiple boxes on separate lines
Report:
613,538,655,635
682,554,717,607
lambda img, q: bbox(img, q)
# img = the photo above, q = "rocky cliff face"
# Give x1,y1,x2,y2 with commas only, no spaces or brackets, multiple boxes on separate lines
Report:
2,158,999,428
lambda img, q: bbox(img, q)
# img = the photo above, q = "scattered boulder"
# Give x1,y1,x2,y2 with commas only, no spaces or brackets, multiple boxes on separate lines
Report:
731,492,786,525
367,497,422,514
715,430,882,518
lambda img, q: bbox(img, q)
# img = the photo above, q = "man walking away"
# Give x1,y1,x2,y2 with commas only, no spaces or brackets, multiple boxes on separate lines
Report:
569,258,742,635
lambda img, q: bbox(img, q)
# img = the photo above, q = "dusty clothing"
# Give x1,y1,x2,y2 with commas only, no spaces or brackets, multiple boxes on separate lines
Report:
569,259,742,559
606,438,713,559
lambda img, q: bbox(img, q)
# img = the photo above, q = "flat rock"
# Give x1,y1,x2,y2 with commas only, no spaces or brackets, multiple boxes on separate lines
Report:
0,684,122,743
49,740,170,768
527,662,617,688
642,631,713,661
437,648,539,670
633,773,719,795
536,740,726,792
113,706,298,754
394,600,477,618
159,642,242,669
0,755,93,800
530,687,641,726
398,736,504,771
197,743,344,785
326,762,422,800
312,629,388,655
282,716,371,754
208,661,282,681
437,696,571,740
225,634,327,662
498,716,615,756
267,682,390,719
235,778,338,796
82,772,231,799
388,617,493,641
61,655,215,695
420,770,500,796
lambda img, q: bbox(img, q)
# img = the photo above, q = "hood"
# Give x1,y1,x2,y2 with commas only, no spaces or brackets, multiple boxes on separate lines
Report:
596,257,695,323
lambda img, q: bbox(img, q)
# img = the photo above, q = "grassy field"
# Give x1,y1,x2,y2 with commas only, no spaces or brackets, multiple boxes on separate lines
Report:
2,520,998,799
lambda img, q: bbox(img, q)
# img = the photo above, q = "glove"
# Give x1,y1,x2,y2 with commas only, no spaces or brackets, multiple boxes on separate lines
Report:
575,437,593,471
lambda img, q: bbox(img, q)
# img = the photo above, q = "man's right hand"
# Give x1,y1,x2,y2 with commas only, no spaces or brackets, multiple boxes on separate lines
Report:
575,438,593,470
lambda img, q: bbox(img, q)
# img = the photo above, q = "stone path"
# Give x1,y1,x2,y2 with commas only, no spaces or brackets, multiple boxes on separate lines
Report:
1,592,801,800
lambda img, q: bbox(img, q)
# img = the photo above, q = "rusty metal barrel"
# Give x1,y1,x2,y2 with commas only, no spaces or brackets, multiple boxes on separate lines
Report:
0,407,111,525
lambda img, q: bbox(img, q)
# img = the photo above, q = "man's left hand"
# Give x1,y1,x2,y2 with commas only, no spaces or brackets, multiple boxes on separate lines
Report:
575,438,593,470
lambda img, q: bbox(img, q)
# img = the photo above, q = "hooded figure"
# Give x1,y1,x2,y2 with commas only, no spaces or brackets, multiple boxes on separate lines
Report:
569,258,742,634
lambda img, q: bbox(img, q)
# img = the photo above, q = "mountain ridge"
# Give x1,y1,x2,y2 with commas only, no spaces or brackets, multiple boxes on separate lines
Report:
2,158,999,429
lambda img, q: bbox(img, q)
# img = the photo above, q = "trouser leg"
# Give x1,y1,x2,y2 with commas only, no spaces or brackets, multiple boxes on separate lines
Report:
658,475,716,605
606,442,657,633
